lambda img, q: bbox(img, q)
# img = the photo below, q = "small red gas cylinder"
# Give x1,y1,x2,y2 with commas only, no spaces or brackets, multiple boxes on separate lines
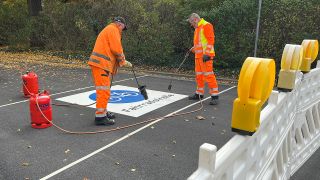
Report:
22,72,39,97
29,90,52,129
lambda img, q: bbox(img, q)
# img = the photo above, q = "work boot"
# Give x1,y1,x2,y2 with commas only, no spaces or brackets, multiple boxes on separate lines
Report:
95,116,115,126
209,96,219,105
188,93,204,100
107,112,115,119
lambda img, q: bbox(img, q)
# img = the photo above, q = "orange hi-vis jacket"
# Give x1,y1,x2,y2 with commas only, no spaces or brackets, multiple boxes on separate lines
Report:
193,18,215,59
88,23,126,74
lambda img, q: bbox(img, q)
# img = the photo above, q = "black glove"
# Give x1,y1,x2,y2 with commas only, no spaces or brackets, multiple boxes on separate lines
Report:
203,55,211,62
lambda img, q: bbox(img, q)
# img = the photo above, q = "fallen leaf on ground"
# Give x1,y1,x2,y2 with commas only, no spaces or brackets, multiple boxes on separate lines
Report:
22,162,30,166
196,116,205,120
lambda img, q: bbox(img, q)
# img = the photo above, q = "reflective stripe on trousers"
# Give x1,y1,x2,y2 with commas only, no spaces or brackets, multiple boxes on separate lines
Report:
194,58,219,96
196,88,204,95
96,86,110,90
95,108,106,117
90,65,111,117
209,88,219,96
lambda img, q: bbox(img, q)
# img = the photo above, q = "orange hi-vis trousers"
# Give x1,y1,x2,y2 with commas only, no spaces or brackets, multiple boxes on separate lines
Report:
90,65,111,117
195,58,219,97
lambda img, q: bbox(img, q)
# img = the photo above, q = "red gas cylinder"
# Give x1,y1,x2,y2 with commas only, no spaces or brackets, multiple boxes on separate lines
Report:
22,72,39,97
29,90,52,129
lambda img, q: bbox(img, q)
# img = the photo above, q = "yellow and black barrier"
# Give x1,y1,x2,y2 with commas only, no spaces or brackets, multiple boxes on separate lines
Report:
300,39,319,73
277,44,303,91
231,57,275,136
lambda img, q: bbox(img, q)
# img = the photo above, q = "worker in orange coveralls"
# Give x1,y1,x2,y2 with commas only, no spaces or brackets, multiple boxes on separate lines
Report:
187,13,219,105
88,17,132,125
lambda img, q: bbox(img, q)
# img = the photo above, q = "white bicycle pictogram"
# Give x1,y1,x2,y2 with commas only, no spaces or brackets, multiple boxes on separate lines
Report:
110,91,140,102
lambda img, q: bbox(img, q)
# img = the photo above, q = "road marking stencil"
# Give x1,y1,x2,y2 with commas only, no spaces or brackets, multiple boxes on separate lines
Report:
56,85,188,117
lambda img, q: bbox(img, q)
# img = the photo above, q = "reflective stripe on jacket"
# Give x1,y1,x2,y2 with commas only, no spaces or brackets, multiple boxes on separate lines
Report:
88,23,126,74
193,19,215,58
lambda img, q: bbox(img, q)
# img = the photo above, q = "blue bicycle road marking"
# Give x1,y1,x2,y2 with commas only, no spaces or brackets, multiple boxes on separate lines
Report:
89,90,144,103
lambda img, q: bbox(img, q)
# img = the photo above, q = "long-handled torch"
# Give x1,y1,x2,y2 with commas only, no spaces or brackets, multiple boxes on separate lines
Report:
168,50,191,91
131,65,148,100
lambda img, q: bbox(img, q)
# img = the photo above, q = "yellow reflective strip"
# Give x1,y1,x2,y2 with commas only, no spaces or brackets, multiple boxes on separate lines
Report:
198,19,209,26
200,27,208,51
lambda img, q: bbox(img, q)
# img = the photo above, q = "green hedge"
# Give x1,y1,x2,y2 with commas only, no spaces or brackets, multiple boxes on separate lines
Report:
0,0,30,48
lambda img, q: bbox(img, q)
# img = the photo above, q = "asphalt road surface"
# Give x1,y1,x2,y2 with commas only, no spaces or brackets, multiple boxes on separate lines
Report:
0,65,318,180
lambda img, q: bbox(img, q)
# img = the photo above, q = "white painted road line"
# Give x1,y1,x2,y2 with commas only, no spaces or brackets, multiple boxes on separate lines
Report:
40,86,237,180
0,75,149,108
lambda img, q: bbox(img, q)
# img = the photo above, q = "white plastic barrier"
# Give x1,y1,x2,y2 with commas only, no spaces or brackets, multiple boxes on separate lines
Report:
188,61,320,180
